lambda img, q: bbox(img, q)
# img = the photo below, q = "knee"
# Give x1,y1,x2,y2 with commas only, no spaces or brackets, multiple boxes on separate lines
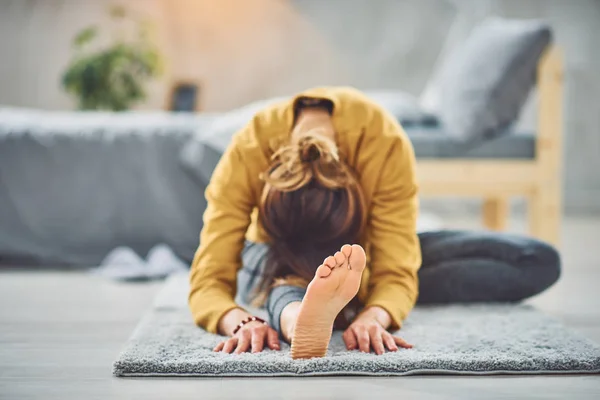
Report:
526,239,561,292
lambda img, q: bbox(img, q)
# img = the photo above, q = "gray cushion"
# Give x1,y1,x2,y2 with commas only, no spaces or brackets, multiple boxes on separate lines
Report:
420,18,551,144
363,90,438,126
0,108,213,266
179,91,438,185
407,126,535,159
180,120,535,196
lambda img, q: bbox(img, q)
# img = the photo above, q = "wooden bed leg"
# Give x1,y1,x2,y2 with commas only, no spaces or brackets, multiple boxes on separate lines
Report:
482,197,508,231
528,185,561,246
531,46,563,247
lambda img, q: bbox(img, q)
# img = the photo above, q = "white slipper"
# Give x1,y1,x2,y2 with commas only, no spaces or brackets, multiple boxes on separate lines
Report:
93,247,147,281
145,244,188,280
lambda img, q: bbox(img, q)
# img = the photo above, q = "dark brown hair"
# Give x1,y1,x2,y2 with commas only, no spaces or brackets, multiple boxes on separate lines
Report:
255,131,366,304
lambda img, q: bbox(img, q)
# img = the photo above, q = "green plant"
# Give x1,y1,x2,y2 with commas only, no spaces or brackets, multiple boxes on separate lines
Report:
62,5,163,111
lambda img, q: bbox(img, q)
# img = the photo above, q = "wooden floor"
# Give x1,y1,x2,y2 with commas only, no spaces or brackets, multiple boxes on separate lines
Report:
1,216,599,399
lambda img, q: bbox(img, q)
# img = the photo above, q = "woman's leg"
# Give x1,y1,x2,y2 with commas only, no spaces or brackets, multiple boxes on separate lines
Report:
238,241,306,339
417,230,561,304
236,241,270,305
266,286,305,340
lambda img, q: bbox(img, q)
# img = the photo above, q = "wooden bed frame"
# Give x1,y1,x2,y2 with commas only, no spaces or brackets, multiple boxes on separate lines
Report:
415,47,564,246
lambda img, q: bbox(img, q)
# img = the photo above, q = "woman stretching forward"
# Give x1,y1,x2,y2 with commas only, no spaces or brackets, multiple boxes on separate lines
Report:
188,87,560,359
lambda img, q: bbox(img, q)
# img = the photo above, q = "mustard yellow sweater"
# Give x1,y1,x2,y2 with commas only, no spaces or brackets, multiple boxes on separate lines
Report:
189,87,422,333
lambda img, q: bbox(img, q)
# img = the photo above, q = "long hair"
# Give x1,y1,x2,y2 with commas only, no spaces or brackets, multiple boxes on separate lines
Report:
255,130,366,306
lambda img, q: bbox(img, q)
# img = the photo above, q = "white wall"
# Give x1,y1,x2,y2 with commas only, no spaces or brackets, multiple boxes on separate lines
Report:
0,0,454,110
0,0,599,212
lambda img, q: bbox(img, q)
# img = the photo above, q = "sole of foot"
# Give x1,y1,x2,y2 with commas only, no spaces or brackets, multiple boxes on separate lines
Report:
290,244,366,360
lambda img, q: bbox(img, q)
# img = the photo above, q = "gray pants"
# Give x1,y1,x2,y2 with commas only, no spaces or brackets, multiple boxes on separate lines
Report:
236,231,561,335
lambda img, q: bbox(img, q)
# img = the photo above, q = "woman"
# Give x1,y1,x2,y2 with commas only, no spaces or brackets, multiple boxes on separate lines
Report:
188,87,560,359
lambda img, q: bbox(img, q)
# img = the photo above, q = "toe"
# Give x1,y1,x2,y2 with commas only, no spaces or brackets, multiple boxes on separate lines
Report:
323,256,336,269
341,244,352,258
349,245,366,273
333,251,345,267
316,264,332,278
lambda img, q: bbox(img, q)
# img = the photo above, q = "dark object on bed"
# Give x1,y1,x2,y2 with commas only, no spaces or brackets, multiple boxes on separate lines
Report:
169,82,200,112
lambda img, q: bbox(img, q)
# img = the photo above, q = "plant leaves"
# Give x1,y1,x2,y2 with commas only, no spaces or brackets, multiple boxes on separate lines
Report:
73,26,97,49
62,5,163,111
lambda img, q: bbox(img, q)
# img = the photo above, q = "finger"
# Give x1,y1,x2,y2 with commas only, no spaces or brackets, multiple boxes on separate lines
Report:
323,256,336,269
343,329,358,350
394,336,413,349
370,329,385,355
267,328,281,350
234,331,251,354
222,338,238,354
383,333,398,352
250,329,264,353
213,341,225,352
355,327,370,353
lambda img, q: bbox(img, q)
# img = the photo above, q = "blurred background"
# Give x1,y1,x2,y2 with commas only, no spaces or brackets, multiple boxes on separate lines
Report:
0,0,599,214
1,1,599,398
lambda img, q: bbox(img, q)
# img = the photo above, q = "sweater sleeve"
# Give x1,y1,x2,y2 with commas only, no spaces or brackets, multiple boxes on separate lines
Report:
363,115,422,331
188,124,263,334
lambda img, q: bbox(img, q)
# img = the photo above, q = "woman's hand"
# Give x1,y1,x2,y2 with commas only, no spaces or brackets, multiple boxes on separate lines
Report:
213,320,281,354
342,307,412,355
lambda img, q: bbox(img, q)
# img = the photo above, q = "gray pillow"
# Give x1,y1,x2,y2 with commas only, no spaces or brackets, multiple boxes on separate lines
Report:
364,90,438,126
420,18,552,143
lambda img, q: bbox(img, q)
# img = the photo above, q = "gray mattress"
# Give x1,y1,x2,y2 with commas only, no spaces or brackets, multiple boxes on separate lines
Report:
0,107,536,267
0,108,215,266
407,126,536,159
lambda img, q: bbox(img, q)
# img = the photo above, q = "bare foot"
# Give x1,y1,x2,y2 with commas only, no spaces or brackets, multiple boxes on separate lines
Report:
290,244,366,359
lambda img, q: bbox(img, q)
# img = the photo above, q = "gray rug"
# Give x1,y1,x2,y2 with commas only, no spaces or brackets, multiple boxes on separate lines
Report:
113,274,600,377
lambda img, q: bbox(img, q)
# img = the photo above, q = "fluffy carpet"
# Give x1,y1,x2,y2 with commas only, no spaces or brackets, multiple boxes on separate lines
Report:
113,274,600,377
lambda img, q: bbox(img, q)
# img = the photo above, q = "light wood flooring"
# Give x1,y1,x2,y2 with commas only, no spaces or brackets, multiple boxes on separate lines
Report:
1,216,599,399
